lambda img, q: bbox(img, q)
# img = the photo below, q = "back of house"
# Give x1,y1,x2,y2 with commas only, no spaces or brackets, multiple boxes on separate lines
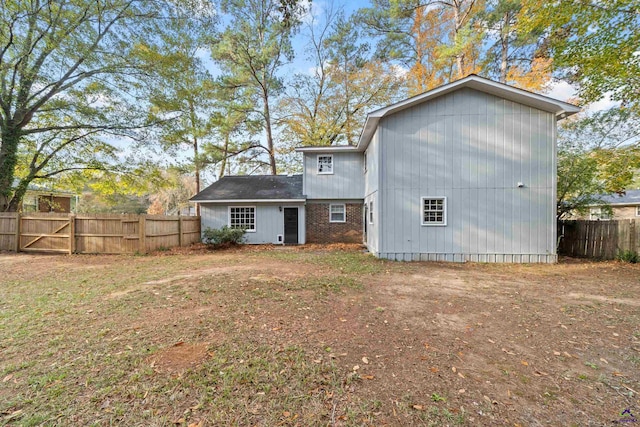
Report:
193,75,580,263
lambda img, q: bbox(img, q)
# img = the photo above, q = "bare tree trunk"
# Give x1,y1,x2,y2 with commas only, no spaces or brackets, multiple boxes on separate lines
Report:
453,5,464,79
500,11,510,83
262,90,277,175
0,125,21,212
219,133,229,179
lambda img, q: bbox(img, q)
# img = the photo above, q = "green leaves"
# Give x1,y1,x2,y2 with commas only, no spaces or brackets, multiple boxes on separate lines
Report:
557,107,640,218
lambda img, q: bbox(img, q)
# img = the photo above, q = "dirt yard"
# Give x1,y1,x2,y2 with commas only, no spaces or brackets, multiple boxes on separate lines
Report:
0,245,639,426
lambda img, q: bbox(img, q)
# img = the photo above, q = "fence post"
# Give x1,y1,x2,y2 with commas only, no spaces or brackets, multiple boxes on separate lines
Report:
69,214,76,254
138,214,146,254
14,212,21,252
630,219,637,254
178,216,184,247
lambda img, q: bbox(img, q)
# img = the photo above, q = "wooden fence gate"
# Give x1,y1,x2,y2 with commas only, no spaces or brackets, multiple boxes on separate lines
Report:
0,213,201,254
20,215,72,253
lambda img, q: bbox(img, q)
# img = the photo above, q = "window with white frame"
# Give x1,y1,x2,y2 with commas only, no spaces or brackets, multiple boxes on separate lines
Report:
369,200,373,224
421,197,446,225
329,204,346,223
589,207,611,220
229,207,256,231
636,206,640,217
363,152,367,173
317,155,333,174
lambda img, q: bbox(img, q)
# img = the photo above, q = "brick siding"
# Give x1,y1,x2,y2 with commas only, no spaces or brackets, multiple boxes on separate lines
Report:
306,203,363,243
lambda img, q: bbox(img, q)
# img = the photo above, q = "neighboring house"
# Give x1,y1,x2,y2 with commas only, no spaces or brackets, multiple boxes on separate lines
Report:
21,187,78,213
192,75,580,262
585,190,640,220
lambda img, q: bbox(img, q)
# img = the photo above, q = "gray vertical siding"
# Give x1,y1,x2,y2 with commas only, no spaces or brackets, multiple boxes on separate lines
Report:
303,152,364,199
378,87,557,262
200,203,306,244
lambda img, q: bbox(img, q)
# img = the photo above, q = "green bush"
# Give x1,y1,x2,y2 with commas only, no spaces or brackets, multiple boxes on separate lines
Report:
616,249,639,263
202,226,246,246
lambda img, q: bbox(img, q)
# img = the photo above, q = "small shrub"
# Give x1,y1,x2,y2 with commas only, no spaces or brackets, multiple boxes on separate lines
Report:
616,250,639,263
202,226,246,246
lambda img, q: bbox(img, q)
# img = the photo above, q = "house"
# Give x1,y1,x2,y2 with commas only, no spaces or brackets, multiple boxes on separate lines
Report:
585,190,640,220
192,75,580,262
21,187,78,213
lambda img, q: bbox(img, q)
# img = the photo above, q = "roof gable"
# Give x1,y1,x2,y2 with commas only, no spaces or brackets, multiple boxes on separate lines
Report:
356,74,581,152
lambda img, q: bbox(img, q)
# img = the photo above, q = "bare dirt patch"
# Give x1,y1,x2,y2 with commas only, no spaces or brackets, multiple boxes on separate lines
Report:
149,342,211,374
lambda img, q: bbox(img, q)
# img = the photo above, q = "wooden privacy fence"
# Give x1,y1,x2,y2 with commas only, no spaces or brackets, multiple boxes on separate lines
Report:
558,220,639,259
0,212,201,254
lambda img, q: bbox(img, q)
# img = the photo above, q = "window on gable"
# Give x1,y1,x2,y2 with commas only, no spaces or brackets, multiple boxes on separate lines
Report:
422,197,446,226
229,206,256,231
317,155,333,174
589,207,611,220
329,204,346,223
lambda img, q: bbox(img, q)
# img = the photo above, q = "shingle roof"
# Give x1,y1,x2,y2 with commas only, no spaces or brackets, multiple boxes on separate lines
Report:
597,189,640,205
190,175,304,202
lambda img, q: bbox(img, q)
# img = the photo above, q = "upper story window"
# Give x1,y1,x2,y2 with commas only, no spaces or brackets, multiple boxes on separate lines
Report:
369,200,373,224
636,206,640,217
363,152,367,173
422,197,446,226
317,155,333,174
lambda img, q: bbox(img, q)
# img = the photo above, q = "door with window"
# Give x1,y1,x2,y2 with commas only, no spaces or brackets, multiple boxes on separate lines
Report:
283,208,299,244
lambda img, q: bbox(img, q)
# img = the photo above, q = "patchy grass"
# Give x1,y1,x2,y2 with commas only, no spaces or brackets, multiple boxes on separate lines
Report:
0,248,639,426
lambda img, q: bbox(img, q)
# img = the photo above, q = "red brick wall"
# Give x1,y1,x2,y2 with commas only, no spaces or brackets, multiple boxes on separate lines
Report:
306,203,363,243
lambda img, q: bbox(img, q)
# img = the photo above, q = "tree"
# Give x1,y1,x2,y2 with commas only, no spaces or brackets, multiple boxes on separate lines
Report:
140,7,217,214
279,8,403,151
557,108,640,219
478,0,552,91
519,0,640,112
147,170,196,215
357,0,483,95
211,0,307,175
0,0,183,211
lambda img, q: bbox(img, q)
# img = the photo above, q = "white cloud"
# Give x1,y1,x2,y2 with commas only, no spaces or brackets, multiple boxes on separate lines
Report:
547,80,620,113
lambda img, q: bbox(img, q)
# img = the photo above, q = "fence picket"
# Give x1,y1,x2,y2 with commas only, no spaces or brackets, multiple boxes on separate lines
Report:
558,219,639,259
0,213,200,254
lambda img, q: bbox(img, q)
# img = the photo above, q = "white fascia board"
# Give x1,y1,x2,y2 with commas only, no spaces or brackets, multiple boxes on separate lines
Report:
294,146,362,153
193,199,306,204
356,75,581,151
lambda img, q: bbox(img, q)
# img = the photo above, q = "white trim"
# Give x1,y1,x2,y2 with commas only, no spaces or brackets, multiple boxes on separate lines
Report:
421,197,447,226
317,154,334,175
295,146,359,153
329,203,346,223
194,199,305,203
228,206,257,232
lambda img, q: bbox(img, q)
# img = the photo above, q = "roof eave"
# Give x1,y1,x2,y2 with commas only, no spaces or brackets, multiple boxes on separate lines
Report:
294,146,362,153
190,198,306,203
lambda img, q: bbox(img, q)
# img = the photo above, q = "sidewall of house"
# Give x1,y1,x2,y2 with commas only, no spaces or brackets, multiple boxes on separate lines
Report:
377,87,557,262
306,201,363,243
200,203,306,244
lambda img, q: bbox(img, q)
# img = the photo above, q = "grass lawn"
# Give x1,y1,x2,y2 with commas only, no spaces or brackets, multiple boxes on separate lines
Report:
1,245,639,426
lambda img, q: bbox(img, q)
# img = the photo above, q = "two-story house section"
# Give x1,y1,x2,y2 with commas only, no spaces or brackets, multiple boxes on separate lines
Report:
192,75,580,263
294,146,364,243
